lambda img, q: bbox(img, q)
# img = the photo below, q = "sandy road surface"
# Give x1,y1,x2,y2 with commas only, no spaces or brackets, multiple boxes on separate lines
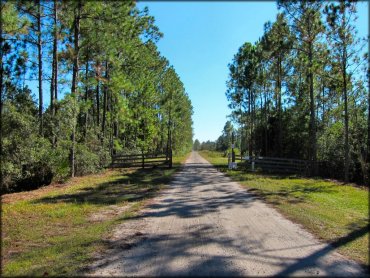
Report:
88,151,364,277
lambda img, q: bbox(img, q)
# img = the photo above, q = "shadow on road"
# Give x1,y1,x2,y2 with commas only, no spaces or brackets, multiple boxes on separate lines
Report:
89,217,367,276
86,160,366,276
275,223,370,276
124,164,255,220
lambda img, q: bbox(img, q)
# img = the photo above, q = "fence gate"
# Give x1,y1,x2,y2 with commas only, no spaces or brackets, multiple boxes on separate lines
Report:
239,156,309,175
110,152,172,169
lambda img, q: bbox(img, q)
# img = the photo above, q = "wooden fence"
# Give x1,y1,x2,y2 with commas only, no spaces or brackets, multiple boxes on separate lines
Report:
110,153,172,169
237,156,310,175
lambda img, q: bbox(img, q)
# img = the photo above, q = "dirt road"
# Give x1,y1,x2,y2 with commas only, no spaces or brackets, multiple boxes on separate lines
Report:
88,151,364,276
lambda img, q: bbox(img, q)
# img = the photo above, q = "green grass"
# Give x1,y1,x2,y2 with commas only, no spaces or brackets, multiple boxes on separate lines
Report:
1,154,189,276
199,150,369,268
198,150,229,165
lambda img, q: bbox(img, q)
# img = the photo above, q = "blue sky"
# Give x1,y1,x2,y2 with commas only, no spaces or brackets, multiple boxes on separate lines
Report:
137,1,369,143
27,1,368,143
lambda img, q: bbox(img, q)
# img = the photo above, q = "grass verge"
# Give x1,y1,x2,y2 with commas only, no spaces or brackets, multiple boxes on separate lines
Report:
1,154,189,276
199,150,369,268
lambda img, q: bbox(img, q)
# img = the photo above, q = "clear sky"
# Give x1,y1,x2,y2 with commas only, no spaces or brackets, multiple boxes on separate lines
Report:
137,1,369,143
27,1,368,143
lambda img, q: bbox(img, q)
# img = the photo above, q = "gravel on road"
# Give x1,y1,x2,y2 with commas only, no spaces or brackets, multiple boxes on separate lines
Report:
87,151,364,277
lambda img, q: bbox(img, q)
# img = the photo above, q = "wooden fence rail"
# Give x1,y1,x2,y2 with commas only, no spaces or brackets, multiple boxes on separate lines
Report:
238,156,310,175
110,153,172,169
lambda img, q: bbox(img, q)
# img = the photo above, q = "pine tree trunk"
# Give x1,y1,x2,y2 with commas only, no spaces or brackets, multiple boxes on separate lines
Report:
54,2,58,104
167,92,173,161
264,84,268,156
168,102,173,168
251,88,255,156
101,61,108,140
0,5,4,190
84,58,89,139
70,0,81,178
340,9,350,183
166,121,170,160
259,88,264,155
71,1,81,96
308,42,317,175
37,0,43,135
70,125,76,177
96,82,100,126
322,79,325,125
343,55,349,182
50,58,55,113
277,55,282,157
51,0,58,147
248,88,252,157
108,83,113,155
367,83,370,186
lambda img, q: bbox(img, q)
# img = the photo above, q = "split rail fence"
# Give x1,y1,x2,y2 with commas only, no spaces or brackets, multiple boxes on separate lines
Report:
236,156,310,175
110,153,172,169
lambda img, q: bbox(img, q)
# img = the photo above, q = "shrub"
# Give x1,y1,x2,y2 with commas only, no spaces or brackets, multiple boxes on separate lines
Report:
75,143,101,176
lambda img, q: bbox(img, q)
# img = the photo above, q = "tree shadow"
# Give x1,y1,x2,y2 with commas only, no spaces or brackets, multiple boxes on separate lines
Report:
32,167,175,206
85,214,367,277
275,221,370,276
211,167,338,205
28,158,367,276
84,161,366,276
246,183,337,205
122,163,256,220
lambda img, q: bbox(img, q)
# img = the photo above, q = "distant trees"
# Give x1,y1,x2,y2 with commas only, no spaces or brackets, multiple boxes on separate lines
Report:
193,139,200,151
216,121,234,152
226,1,368,184
226,42,258,157
194,121,242,153
279,1,325,175
200,140,216,151
323,0,366,181
1,1,193,192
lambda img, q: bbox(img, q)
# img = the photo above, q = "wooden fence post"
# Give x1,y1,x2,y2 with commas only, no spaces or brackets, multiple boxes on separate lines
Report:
141,151,144,169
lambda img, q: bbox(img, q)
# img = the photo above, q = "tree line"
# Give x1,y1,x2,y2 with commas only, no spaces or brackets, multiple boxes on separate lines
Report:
1,1,193,193
226,0,369,184
197,1,369,185
193,121,239,154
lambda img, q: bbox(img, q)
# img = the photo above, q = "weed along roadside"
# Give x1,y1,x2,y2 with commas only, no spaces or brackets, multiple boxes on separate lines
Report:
1,154,189,276
199,150,369,269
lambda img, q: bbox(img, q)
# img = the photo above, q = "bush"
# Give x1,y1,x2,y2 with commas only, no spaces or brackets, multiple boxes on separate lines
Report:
48,145,70,182
14,162,53,192
2,100,55,193
75,143,101,176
